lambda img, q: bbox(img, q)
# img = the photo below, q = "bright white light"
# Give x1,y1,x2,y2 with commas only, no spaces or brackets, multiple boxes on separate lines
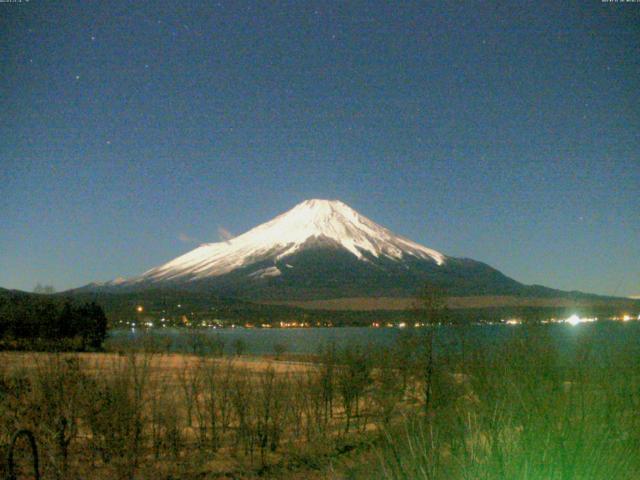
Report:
622,315,632,322
566,314,581,326
564,315,597,325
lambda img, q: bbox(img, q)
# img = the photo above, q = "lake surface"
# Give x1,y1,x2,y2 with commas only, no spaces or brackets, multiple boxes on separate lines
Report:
108,321,640,356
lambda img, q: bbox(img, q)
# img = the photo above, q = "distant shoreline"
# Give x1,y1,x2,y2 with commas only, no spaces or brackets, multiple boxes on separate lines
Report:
265,295,640,311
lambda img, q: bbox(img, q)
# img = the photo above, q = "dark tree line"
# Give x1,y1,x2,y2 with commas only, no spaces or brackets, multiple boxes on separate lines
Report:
0,293,107,350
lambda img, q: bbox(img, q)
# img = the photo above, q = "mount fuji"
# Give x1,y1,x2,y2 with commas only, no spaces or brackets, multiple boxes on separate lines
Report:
85,199,549,301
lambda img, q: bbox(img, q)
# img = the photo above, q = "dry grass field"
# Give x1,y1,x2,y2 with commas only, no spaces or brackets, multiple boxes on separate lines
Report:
0,352,314,377
0,345,420,479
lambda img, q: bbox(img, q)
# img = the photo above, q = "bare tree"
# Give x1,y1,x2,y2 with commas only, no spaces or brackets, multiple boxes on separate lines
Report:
413,283,449,415
273,342,287,360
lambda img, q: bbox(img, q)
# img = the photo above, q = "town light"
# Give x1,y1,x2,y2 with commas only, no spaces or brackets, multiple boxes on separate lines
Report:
566,314,581,326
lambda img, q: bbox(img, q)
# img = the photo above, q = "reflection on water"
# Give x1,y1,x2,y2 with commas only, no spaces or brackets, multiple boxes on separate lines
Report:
108,321,640,356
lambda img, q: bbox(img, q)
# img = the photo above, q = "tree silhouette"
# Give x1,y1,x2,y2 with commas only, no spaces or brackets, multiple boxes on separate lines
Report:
414,283,449,414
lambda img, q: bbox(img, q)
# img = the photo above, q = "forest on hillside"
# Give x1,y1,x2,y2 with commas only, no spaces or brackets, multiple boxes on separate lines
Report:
0,291,107,351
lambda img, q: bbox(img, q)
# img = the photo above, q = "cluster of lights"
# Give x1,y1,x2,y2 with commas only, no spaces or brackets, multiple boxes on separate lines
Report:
278,321,310,328
370,321,426,328
611,314,640,322
502,314,640,326
125,304,639,330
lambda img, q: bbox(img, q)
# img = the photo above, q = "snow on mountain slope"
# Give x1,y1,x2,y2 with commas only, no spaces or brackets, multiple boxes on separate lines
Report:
130,199,445,284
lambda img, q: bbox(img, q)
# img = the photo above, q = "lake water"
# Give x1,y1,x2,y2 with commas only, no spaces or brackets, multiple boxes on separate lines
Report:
108,321,640,356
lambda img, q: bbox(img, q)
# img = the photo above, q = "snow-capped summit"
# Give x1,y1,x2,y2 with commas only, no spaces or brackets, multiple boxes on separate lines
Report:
131,199,445,284
80,199,538,300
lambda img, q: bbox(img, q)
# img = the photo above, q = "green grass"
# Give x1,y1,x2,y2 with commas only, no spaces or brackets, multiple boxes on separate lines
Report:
377,327,640,479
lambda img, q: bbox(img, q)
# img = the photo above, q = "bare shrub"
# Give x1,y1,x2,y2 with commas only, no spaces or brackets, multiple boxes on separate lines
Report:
82,353,152,479
273,342,287,360
371,348,405,426
337,345,372,433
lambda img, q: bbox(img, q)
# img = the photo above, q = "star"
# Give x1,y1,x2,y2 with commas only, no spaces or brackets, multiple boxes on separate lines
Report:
75,75,80,80
91,35,96,41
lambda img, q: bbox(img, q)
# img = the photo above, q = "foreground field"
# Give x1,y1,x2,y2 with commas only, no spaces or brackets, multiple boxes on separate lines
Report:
0,341,423,479
2,325,640,479
1,352,314,376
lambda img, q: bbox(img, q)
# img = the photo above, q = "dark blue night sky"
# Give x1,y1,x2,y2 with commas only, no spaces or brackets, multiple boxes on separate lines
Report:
1,1,639,296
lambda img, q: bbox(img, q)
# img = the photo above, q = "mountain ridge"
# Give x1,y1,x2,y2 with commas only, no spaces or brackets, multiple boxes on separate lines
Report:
75,199,625,303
